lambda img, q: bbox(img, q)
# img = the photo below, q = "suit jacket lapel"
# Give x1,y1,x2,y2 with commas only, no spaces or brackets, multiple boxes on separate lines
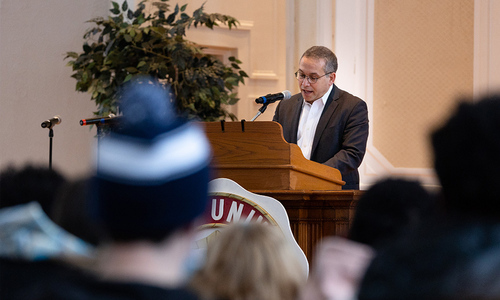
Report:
287,96,303,144
311,84,339,155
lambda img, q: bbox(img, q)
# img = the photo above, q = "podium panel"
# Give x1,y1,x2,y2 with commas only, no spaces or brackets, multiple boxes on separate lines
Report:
253,189,362,262
204,121,345,191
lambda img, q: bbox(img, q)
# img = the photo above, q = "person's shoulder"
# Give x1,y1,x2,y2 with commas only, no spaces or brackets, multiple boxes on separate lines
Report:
358,220,500,299
0,258,199,300
274,93,301,115
0,258,95,300
85,281,201,300
333,87,367,115
33,274,200,300
290,92,302,100
335,86,365,104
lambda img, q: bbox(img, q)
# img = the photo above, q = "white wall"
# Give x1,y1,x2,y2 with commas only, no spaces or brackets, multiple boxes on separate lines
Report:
0,1,109,178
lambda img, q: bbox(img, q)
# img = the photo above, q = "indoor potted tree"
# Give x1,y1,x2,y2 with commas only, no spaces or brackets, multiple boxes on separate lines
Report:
66,0,248,121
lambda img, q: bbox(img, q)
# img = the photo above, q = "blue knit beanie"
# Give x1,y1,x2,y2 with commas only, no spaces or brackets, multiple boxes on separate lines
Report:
90,76,212,241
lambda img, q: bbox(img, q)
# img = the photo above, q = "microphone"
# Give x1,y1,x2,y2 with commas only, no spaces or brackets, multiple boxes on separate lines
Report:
255,90,292,104
80,114,119,126
41,115,62,129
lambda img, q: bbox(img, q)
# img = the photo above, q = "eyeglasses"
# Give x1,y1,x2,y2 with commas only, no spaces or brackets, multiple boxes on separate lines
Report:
295,71,333,84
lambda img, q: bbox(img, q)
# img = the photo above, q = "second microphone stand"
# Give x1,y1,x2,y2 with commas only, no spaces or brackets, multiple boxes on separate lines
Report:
47,128,54,170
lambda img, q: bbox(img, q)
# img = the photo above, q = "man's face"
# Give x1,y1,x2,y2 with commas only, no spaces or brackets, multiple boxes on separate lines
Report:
298,56,336,103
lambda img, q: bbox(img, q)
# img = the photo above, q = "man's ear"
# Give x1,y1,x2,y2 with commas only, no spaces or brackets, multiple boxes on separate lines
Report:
329,72,336,84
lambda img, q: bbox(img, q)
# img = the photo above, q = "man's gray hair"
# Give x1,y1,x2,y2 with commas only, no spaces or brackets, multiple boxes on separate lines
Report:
301,46,338,73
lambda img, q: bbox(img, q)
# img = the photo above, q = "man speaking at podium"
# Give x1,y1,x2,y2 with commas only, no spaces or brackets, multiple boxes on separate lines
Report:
273,46,368,190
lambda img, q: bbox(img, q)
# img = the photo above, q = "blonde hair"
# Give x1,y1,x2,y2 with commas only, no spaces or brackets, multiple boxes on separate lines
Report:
189,222,306,300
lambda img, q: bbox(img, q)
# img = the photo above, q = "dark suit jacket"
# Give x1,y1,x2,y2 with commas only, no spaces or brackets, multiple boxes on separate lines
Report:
272,84,369,189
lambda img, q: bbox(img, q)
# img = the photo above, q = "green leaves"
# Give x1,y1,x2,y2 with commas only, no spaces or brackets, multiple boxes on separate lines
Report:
66,0,247,121
110,2,120,15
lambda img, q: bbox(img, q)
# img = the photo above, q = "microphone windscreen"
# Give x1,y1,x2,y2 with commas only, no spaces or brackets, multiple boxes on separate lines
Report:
282,90,292,100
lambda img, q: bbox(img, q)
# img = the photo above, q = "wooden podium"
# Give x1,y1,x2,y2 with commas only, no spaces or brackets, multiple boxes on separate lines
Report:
204,121,361,262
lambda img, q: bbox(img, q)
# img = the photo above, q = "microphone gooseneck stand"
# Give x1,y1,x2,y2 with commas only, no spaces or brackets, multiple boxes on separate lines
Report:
251,90,291,121
251,103,270,121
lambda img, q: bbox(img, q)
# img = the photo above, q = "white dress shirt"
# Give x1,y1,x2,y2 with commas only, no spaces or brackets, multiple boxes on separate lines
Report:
297,85,333,160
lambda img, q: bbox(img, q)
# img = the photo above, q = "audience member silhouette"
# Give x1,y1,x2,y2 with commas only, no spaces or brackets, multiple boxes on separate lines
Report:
432,95,500,221
0,164,95,300
64,76,210,299
51,177,100,246
2,76,212,299
190,222,306,300
349,177,436,250
358,95,500,300
358,218,500,300
0,164,66,214
300,177,435,300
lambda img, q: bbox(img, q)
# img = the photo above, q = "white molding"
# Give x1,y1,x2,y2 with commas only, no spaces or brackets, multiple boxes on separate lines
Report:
285,0,296,91
473,0,490,99
217,20,254,31
360,148,439,187
334,0,367,100
316,0,333,47
474,0,500,97
251,71,279,80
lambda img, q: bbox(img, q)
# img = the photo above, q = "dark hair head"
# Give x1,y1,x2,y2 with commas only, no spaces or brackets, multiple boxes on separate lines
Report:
89,77,212,243
349,178,436,249
0,164,66,215
302,46,338,73
51,178,100,245
431,95,500,219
